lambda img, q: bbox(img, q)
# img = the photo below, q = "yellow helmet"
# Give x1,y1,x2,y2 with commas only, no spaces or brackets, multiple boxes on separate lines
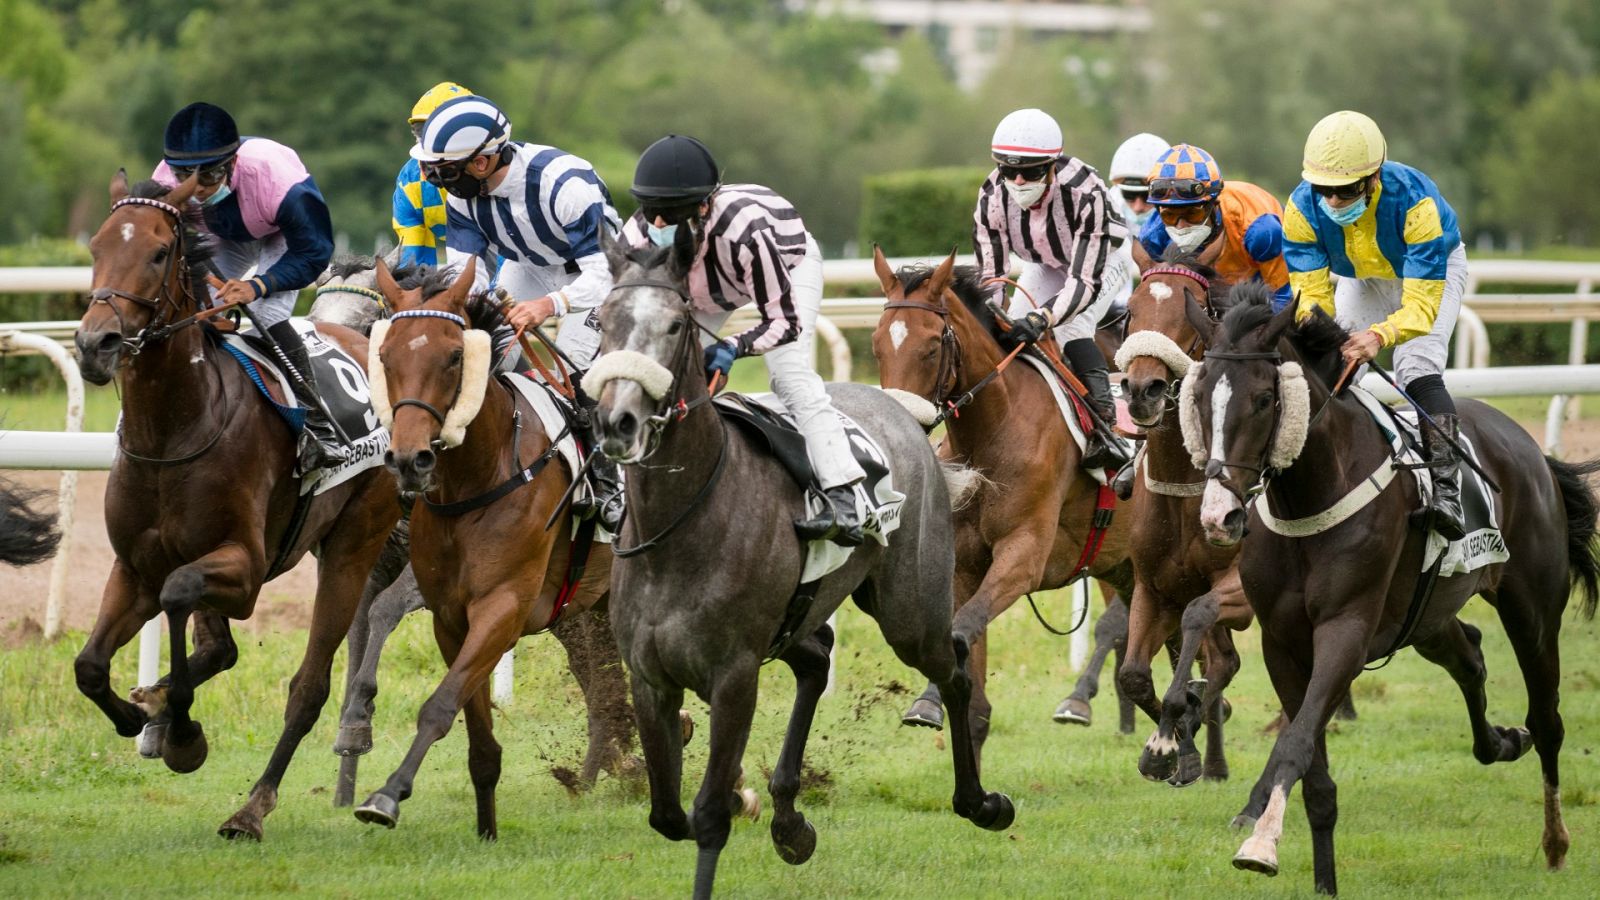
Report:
409,82,472,125
1301,111,1386,186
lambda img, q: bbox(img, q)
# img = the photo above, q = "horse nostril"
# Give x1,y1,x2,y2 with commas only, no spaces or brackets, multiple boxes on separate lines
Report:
384,450,398,470
613,411,638,440
96,332,123,354
412,449,436,473
1223,508,1246,533
1143,379,1167,403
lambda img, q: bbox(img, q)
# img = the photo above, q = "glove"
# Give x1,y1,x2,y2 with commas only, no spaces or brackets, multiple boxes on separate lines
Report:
703,339,738,381
1010,309,1052,344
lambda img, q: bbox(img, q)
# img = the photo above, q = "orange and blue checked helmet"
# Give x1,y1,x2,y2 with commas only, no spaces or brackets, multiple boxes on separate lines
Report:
1146,144,1224,206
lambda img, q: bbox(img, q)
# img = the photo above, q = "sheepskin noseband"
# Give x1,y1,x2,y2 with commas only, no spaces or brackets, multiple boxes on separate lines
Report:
1178,360,1311,471
366,317,492,449
581,350,676,402
882,388,939,428
1115,329,1193,378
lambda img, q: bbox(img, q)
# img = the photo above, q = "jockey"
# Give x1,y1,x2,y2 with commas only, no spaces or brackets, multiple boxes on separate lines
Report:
415,93,624,529
1286,110,1468,540
1101,132,1171,312
393,81,470,268
621,134,868,546
975,108,1129,470
153,102,345,471
1137,143,1291,310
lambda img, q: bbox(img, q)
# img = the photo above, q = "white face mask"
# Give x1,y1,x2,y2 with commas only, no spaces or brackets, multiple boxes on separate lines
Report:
1005,179,1048,208
1165,221,1212,253
647,222,678,248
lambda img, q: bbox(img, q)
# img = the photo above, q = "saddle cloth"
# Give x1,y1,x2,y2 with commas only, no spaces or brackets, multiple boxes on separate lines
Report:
714,393,906,582
500,371,612,540
219,319,388,496
1017,354,1134,484
1349,387,1508,576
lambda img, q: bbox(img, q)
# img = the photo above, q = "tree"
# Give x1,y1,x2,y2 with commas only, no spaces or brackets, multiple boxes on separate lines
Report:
1483,74,1600,248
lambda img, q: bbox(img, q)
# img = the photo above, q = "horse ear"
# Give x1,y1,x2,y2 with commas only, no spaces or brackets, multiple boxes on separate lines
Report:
1261,297,1297,347
448,256,477,305
374,257,405,309
110,169,129,204
600,227,630,277
1183,287,1219,346
166,171,200,207
925,249,957,304
1131,236,1154,273
872,244,900,298
667,219,699,282
1196,232,1225,269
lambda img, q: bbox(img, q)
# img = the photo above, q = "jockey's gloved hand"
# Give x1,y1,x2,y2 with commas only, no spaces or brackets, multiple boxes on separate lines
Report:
1010,309,1053,344
703,339,738,382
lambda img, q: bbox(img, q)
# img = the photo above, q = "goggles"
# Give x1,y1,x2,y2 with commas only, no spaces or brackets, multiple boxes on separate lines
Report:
1147,177,1215,203
1311,180,1368,201
170,160,232,187
1158,204,1212,225
996,160,1054,182
639,201,703,226
420,137,495,186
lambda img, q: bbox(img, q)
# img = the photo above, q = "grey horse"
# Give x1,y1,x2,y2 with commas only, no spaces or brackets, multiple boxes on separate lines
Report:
588,231,1014,900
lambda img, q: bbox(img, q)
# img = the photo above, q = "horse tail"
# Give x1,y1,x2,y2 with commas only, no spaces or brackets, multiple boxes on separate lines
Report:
0,478,62,567
1546,456,1600,619
940,461,988,511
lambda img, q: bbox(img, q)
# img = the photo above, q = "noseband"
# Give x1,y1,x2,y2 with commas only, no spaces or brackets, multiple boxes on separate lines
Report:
88,197,194,355
602,280,723,462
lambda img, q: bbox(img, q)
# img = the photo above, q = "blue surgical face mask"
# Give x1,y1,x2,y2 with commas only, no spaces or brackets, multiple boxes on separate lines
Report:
1128,208,1154,232
1319,195,1368,227
647,222,678,248
203,183,232,207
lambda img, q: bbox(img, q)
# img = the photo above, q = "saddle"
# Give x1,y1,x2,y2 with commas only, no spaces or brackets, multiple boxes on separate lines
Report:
1013,351,1135,484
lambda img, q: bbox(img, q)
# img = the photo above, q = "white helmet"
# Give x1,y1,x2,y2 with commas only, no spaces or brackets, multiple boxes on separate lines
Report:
991,108,1063,165
1108,133,1171,186
411,95,512,162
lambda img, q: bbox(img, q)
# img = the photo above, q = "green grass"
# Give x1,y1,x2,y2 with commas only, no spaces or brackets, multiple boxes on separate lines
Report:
1,592,1597,898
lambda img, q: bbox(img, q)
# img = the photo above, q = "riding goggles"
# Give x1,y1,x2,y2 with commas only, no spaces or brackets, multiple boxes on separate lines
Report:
419,137,493,186
1311,180,1368,201
169,161,232,187
1114,178,1150,196
996,161,1054,182
639,201,703,226
1147,177,1216,203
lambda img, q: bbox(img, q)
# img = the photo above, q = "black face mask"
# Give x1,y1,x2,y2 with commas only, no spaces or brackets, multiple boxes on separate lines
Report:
437,169,486,200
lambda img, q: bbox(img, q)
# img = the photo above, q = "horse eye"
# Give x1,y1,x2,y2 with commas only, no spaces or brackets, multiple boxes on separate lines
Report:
666,319,683,335
152,246,169,266
448,348,464,367
1254,391,1274,411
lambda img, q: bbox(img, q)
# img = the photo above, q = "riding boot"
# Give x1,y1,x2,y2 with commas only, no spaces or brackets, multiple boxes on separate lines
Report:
1423,413,1467,541
794,481,865,547
266,320,348,472
569,391,626,532
1063,338,1129,472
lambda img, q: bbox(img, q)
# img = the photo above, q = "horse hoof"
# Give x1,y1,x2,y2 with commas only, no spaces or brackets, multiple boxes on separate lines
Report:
1504,726,1535,761
772,818,817,865
1232,838,1279,877
1138,737,1178,782
137,722,167,759
737,787,762,822
1052,697,1092,726
680,710,695,745
161,722,208,774
971,792,1016,831
333,725,373,757
1169,750,1203,787
217,812,263,842
901,698,944,730
354,793,400,829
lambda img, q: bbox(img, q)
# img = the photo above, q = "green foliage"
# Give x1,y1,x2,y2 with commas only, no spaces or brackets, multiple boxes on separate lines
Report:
860,167,987,257
1484,74,1600,248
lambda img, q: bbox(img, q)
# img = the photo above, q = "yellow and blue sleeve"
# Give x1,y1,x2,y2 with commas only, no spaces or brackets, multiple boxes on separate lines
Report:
1283,199,1334,320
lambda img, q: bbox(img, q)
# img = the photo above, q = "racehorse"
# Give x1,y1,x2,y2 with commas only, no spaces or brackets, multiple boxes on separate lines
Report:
0,478,60,566
353,259,634,838
1184,287,1598,894
72,172,402,841
1112,246,1251,785
307,255,636,808
589,233,1014,899
869,249,1136,742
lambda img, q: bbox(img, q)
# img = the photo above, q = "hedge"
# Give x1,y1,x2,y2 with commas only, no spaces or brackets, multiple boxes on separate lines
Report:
858,166,989,258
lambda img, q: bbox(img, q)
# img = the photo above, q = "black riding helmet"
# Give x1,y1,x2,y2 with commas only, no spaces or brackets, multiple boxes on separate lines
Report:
631,134,721,207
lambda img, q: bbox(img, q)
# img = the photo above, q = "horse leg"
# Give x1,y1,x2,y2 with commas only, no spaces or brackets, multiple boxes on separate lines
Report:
1492,581,1570,869
74,560,158,738
1145,592,1218,786
1302,730,1340,895
633,676,690,842
550,602,638,788
1200,626,1242,782
903,568,981,730
1116,584,1174,734
946,542,1052,758
217,525,383,841
1412,618,1533,764
462,680,503,840
690,663,761,900
335,564,421,758
132,610,241,759
767,624,833,865
353,592,519,833
1054,588,1128,727
936,630,1014,830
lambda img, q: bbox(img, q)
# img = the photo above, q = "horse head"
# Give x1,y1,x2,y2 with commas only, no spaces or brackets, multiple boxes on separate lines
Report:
369,256,489,493
1116,241,1224,427
871,246,965,423
309,247,400,334
586,224,701,464
76,170,204,384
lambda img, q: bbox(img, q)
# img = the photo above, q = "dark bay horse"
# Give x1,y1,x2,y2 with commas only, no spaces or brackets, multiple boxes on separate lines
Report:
1114,247,1252,785
590,233,1013,899
72,173,402,841
0,479,61,567
870,249,1137,740
353,259,634,838
1185,287,1598,894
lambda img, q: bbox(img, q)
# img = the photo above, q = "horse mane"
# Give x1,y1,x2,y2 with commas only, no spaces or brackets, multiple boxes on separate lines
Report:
127,179,216,305
1215,281,1350,386
388,262,508,333
327,254,376,279
897,263,1011,347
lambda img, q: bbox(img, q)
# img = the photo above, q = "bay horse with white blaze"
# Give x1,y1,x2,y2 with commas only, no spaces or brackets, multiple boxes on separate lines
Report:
870,249,1137,741
72,172,402,841
590,232,1013,900
1186,288,1598,894
353,258,635,838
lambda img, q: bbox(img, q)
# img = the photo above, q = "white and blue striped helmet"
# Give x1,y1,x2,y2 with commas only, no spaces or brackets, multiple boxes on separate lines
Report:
410,95,512,162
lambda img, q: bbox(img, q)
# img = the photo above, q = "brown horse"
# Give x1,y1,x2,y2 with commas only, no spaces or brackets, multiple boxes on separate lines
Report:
871,249,1136,747
1186,286,1598,894
353,259,633,838
1113,247,1252,785
72,172,402,841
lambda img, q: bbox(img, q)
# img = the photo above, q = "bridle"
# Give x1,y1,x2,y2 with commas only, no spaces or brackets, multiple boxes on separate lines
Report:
1197,347,1287,503
882,299,964,423
87,197,197,356
386,309,469,449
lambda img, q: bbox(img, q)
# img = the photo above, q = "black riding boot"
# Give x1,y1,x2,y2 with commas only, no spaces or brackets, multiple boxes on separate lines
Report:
1063,338,1129,472
570,391,626,532
266,320,348,471
795,482,865,547
1423,413,1467,541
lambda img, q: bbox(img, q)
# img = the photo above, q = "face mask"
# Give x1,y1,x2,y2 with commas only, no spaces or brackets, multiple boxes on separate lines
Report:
1319,195,1368,227
647,222,678,248
1127,207,1154,232
203,183,232,207
1005,179,1048,208
440,171,486,201
1165,221,1212,253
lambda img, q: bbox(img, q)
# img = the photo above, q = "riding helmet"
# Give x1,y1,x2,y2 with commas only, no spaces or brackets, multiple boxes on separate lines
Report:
411,95,512,162
163,102,242,167
990,108,1063,166
1302,110,1386,186
630,135,721,203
